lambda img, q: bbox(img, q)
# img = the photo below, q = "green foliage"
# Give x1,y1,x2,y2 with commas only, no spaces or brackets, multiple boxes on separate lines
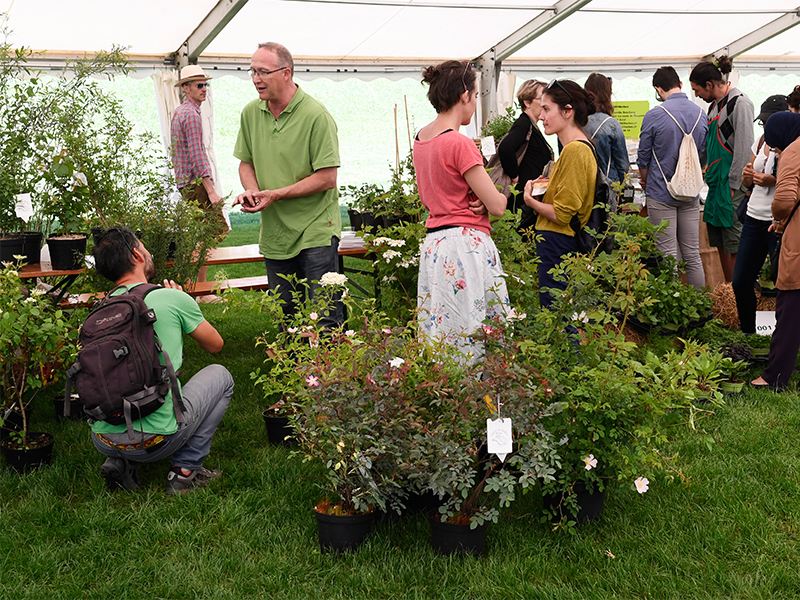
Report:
0,261,81,444
339,182,386,213
480,106,517,143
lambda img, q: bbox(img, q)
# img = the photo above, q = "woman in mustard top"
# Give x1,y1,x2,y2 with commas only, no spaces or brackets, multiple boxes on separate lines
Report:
523,79,597,308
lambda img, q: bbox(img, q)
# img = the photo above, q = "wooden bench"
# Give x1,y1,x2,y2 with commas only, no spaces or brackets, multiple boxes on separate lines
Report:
58,236,370,308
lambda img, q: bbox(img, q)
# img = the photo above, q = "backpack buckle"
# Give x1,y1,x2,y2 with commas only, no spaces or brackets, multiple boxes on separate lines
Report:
113,346,129,359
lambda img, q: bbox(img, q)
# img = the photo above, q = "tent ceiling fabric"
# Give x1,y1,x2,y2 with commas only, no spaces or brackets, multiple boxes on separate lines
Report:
4,0,800,79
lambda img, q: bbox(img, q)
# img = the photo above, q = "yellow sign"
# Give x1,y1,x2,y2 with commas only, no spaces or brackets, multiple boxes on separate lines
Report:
612,101,650,139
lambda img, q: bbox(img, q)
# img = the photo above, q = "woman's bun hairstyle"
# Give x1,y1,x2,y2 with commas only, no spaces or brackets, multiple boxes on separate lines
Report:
542,79,595,127
421,60,475,114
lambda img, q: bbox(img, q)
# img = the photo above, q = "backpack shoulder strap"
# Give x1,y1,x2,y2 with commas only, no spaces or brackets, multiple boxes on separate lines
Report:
591,116,613,139
657,105,689,136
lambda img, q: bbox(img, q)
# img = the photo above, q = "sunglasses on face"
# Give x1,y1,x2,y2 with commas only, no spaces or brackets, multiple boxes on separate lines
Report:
546,79,574,107
195,82,210,89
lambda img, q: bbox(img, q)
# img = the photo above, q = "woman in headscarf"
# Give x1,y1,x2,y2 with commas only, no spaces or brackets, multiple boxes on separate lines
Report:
751,112,800,389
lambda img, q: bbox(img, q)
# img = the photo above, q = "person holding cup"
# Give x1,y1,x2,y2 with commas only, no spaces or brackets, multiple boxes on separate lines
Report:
523,79,598,308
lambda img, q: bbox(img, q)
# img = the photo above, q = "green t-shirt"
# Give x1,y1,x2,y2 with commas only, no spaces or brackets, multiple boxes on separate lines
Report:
233,86,342,259
90,285,205,436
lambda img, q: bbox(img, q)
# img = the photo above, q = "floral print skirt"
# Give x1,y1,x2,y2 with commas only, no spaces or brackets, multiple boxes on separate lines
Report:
418,227,509,362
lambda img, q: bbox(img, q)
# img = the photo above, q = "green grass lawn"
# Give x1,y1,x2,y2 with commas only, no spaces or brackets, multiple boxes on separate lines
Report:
3,295,800,598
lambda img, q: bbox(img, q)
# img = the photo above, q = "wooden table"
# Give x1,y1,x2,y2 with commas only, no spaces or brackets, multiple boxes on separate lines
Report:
19,262,85,305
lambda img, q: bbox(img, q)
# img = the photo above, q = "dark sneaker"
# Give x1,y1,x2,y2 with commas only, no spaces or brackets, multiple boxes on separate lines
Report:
166,467,221,495
100,457,140,491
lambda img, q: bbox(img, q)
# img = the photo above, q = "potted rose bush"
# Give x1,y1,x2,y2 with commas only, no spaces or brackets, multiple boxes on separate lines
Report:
0,261,80,470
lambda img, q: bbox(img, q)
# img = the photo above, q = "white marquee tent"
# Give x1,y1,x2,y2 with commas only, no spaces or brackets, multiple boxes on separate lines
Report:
5,0,800,122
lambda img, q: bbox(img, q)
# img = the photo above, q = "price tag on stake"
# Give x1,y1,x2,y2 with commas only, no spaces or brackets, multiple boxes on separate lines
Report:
486,417,512,462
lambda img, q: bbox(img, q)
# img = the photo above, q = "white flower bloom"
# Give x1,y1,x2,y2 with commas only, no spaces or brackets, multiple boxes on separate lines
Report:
507,308,527,321
572,311,589,323
24,297,36,303
673,291,680,298
635,477,649,494
345,329,356,337
73,172,88,186
389,357,405,369
30,288,46,297
387,238,406,248
383,249,401,262
287,327,298,334
372,237,391,245
319,272,348,286
309,312,319,321
583,454,597,471
382,275,398,283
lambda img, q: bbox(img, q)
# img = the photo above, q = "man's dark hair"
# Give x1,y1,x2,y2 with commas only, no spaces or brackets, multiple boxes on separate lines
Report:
93,226,139,282
653,66,680,92
690,55,733,87
422,60,477,114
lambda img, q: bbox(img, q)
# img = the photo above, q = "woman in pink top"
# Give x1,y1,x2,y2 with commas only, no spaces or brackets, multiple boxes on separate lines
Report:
414,60,509,362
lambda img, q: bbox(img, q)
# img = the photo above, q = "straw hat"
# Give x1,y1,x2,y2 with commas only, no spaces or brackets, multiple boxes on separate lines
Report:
175,65,212,88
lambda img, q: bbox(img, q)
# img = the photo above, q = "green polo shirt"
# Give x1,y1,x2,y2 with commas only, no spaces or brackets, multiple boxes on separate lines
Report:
234,86,341,259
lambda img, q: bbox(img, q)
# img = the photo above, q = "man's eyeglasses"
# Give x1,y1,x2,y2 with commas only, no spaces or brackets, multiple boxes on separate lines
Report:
248,66,289,79
546,79,574,107
195,82,210,89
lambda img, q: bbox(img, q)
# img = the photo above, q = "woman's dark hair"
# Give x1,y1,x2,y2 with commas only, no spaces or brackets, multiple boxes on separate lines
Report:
542,79,596,127
788,85,800,112
690,55,733,87
93,226,139,282
584,73,613,115
422,60,476,113
653,66,681,91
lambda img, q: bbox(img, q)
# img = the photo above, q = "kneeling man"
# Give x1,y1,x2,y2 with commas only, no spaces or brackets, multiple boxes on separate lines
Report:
90,226,234,495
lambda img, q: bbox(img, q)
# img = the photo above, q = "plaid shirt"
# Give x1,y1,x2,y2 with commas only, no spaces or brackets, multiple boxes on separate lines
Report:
171,98,212,189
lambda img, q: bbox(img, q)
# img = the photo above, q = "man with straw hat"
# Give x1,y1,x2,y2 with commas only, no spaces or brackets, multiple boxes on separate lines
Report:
171,65,226,232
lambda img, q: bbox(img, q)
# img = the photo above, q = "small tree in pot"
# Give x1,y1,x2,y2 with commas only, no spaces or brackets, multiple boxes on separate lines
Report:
0,261,80,459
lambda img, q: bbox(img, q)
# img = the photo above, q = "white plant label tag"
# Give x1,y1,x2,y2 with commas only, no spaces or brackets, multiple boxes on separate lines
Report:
14,193,33,222
755,311,776,336
486,417,512,462
480,136,496,158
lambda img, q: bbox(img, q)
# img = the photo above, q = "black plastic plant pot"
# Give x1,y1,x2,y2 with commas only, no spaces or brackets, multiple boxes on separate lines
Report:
315,509,375,553
347,209,363,232
54,394,85,422
429,515,489,557
1,432,54,473
543,480,607,524
0,235,25,263
20,231,43,265
262,410,297,447
46,233,88,270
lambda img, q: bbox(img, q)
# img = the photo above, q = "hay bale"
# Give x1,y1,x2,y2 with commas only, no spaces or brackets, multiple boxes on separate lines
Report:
711,282,739,329
757,294,776,312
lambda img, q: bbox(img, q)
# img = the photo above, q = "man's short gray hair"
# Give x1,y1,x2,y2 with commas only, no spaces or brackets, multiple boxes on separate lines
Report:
257,42,294,76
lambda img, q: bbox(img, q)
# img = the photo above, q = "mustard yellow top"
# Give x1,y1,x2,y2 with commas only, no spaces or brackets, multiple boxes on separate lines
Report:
535,140,596,236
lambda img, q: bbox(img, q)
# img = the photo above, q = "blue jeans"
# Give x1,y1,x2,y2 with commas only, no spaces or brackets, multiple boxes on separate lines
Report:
536,230,579,309
92,364,234,471
263,237,343,328
732,215,777,334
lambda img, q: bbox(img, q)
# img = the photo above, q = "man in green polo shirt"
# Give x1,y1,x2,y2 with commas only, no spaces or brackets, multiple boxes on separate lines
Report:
233,42,342,327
